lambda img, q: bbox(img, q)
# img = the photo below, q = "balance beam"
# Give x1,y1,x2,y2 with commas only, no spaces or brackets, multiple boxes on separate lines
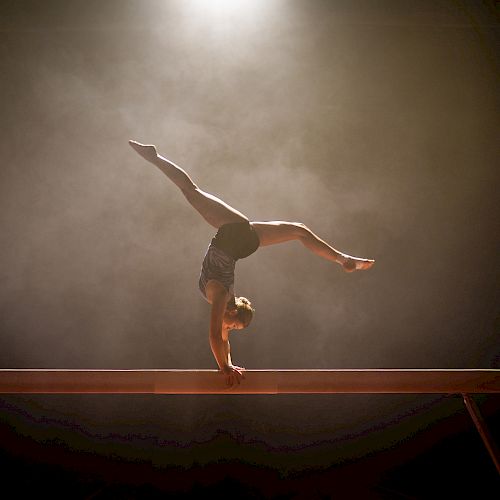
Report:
0,369,498,394
1,368,499,473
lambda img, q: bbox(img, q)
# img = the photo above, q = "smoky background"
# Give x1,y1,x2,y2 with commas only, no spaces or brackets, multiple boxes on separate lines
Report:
0,0,498,476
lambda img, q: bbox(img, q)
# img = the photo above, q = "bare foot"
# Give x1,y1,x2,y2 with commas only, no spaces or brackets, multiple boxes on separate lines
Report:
342,257,375,273
128,140,158,163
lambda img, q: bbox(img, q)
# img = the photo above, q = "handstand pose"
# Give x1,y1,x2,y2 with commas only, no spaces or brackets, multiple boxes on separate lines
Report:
129,140,374,386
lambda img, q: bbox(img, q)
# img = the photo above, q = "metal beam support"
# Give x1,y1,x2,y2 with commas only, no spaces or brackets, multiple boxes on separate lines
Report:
462,393,500,475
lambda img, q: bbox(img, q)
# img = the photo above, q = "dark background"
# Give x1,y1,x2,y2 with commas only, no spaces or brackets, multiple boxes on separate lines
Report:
0,0,498,497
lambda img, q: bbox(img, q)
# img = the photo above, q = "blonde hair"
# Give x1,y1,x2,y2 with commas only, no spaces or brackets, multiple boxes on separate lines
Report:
235,297,255,328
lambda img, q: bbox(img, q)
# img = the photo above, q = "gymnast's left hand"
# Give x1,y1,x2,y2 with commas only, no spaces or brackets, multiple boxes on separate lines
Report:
222,364,246,387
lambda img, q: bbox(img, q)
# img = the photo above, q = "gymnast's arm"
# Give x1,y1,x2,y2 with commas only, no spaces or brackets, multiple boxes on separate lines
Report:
208,290,230,371
223,339,232,366
206,281,245,385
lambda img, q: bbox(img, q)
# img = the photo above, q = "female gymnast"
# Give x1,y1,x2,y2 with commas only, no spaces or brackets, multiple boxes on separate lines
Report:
129,140,374,386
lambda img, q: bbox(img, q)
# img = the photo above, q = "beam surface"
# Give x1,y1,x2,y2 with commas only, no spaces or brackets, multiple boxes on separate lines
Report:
0,369,498,394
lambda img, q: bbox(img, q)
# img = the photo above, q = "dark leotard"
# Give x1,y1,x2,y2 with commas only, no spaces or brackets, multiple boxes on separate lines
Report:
198,221,260,300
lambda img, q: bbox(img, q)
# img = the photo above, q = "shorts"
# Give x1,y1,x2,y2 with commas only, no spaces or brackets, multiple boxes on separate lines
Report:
211,221,260,260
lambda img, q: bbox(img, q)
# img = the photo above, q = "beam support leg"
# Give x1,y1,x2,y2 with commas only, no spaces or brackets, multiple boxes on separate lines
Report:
462,393,500,475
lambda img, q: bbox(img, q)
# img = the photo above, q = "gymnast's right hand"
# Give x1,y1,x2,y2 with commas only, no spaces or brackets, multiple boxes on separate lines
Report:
128,140,158,163
222,364,245,387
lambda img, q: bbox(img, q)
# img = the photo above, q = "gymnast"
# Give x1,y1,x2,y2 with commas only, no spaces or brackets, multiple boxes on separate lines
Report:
129,140,374,386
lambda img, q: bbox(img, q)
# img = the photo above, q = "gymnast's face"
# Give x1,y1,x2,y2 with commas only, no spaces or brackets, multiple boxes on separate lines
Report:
223,308,245,331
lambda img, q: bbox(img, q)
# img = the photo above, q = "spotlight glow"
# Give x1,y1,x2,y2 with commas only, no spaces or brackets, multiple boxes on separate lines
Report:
183,0,270,22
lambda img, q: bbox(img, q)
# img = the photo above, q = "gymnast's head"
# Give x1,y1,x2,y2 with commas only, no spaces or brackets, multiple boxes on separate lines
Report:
224,297,255,331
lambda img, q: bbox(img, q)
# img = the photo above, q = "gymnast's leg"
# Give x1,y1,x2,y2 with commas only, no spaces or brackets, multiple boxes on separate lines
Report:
251,221,374,272
128,141,374,271
128,140,247,229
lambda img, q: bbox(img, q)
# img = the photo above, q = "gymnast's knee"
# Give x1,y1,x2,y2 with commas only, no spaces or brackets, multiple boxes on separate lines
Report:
292,222,311,238
181,183,200,199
